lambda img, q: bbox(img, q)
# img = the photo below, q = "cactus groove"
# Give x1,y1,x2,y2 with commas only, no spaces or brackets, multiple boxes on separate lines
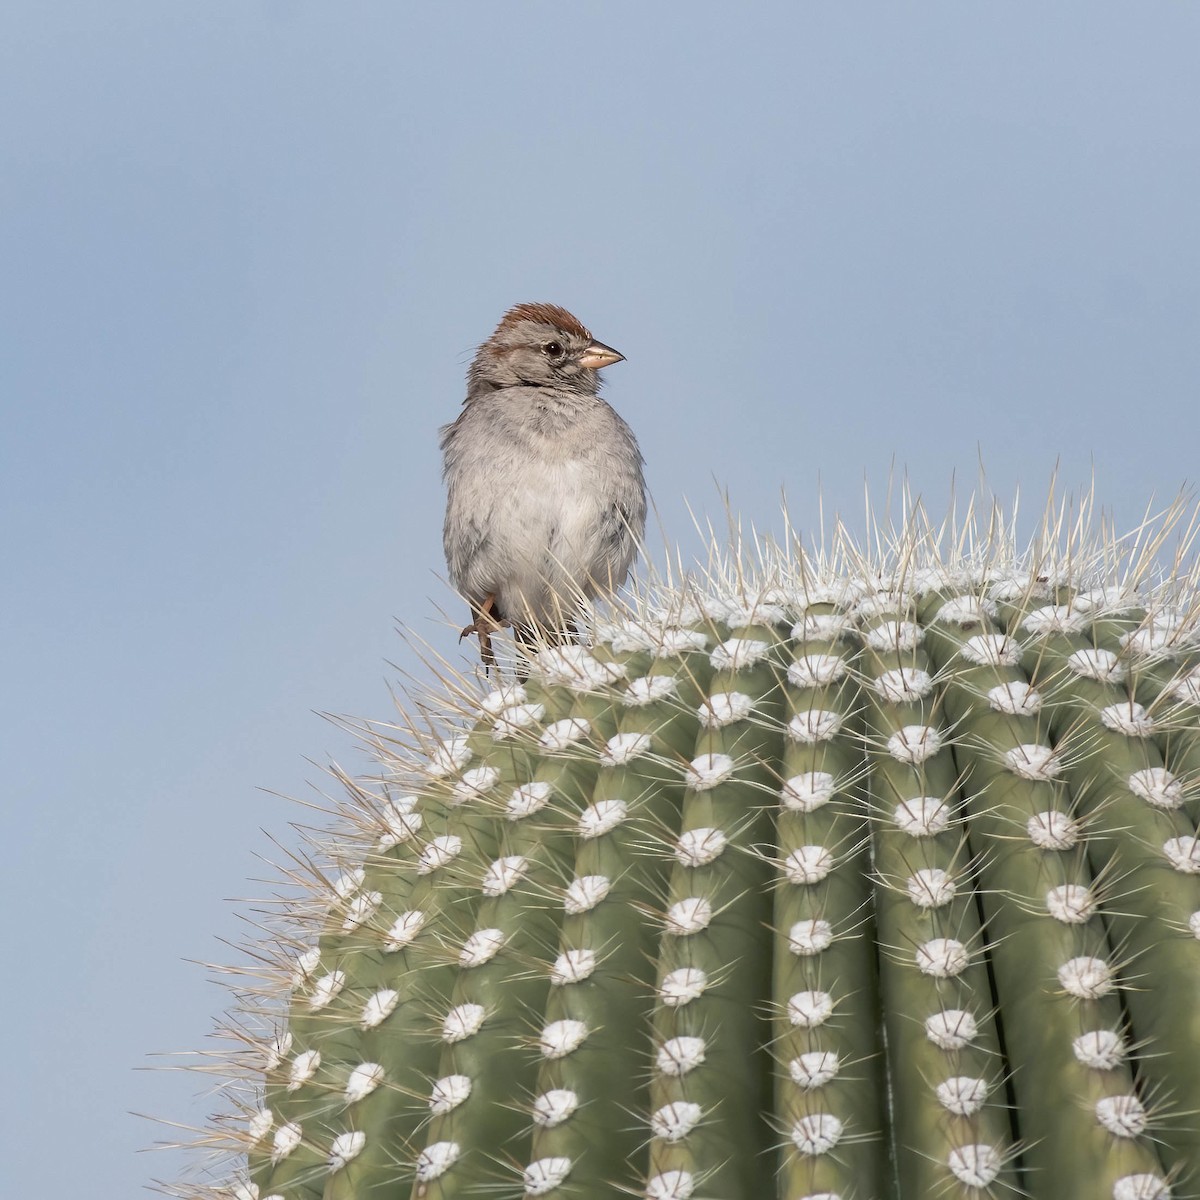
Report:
171,500,1200,1200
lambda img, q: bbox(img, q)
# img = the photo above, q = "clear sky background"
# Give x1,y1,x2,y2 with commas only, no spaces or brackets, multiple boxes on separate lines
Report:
3,3,1199,1195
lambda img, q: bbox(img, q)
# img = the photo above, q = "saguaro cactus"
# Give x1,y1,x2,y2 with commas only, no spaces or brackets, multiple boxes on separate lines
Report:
171,497,1200,1200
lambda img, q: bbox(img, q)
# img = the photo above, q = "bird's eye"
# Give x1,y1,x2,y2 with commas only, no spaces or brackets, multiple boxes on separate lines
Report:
542,341,564,359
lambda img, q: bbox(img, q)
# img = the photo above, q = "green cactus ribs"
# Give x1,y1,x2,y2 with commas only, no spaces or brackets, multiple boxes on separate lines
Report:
168,495,1200,1200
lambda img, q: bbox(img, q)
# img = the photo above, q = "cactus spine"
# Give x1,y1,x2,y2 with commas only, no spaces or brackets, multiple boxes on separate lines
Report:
169,498,1200,1200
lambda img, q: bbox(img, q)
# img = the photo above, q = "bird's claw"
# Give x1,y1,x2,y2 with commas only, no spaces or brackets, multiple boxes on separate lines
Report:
460,596,508,672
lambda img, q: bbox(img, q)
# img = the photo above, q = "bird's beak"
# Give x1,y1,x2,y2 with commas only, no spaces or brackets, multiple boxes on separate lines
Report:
577,340,625,370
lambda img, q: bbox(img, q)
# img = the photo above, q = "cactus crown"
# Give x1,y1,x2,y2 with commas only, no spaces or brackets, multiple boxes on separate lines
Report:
164,492,1200,1200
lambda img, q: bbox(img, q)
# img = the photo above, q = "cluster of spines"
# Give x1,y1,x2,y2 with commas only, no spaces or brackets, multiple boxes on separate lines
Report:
175,551,1200,1200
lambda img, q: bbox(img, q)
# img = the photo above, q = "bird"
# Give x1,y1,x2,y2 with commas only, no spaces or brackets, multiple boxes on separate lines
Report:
440,302,647,671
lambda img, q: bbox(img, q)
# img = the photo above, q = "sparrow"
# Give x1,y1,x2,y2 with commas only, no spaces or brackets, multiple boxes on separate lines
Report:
440,302,647,669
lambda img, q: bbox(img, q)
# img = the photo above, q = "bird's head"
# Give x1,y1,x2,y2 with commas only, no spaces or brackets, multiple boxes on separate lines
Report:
468,303,624,398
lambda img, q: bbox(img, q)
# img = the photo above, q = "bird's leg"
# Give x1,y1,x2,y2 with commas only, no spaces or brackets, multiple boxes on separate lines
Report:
460,594,507,671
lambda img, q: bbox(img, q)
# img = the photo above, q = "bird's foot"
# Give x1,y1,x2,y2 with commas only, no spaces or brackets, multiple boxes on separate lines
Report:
459,595,508,672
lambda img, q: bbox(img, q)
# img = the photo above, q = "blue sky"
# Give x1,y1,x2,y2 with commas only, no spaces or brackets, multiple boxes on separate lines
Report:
4,3,1199,1195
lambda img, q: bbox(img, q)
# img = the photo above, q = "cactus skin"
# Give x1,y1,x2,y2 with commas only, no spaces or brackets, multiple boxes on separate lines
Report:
175,505,1200,1200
